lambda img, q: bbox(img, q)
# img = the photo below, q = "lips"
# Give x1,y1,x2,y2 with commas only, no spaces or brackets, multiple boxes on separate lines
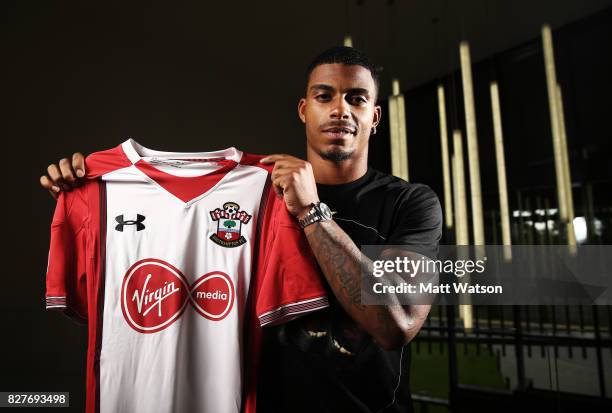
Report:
323,127,356,135
322,126,357,141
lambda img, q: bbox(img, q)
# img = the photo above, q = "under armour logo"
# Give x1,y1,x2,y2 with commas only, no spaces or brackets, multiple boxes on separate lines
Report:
115,214,146,232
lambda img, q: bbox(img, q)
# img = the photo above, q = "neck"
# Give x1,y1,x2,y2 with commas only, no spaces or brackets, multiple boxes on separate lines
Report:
307,145,369,185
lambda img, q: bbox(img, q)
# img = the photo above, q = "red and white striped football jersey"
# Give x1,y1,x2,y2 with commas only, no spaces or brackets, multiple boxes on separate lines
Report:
45,139,329,413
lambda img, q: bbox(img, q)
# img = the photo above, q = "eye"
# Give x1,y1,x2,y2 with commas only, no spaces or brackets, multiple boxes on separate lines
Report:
315,94,331,101
349,95,367,104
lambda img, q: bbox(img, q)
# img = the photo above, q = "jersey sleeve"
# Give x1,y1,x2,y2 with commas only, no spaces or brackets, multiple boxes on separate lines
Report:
45,189,90,323
254,185,329,327
243,179,331,413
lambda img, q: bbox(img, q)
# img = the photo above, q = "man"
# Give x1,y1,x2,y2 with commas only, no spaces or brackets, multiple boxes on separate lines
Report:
40,46,442,412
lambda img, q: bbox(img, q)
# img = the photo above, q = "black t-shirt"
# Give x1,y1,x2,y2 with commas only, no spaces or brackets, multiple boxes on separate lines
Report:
258,167,443,413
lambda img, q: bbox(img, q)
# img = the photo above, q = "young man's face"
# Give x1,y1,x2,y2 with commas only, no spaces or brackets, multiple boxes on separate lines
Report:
299,63,381,163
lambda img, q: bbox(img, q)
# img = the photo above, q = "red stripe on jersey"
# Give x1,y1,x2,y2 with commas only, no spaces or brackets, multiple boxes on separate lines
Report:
134,158,238,203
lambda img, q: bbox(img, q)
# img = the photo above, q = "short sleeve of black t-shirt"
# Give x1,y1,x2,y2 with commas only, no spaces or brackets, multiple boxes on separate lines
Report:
258,167,443,413
384,180,443,259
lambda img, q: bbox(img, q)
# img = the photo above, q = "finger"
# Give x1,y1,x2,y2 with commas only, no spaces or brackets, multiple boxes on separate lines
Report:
270,157,306,173
271,165,292,181
271,164,303,183
72,152,86,177
59,158,78,185
260,154,292,164
271,176,287,197
40,175,60,193
273,157,310,170
47,164,65,187
270,161,290,173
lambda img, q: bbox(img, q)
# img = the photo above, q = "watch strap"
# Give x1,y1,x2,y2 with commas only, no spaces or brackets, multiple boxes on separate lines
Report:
298,202,330,229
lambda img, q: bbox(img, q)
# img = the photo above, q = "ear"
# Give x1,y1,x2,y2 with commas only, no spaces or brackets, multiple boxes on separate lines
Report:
297,98,306,124
372,104,382,128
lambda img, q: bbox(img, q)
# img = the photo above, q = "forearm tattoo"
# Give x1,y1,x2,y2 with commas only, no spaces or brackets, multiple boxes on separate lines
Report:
304,221,428,346
305,221,366,312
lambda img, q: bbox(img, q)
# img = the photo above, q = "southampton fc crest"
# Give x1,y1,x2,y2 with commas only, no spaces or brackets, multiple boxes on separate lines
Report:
209,202,252,247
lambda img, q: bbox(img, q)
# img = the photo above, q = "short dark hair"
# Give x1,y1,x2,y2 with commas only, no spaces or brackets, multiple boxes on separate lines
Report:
305,46,380,99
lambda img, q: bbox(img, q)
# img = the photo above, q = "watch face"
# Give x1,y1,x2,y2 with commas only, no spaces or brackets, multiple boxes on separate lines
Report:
318,202,333,220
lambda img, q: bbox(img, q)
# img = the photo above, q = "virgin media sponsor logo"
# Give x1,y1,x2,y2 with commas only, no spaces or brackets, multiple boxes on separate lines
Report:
191,272,235,321
121,259,235,334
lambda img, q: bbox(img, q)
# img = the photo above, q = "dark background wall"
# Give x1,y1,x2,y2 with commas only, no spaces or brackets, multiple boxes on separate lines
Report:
3,1,611,411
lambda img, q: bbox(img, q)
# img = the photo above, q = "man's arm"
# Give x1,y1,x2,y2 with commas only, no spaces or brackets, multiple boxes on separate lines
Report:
303,219,432,350
260,153,435,350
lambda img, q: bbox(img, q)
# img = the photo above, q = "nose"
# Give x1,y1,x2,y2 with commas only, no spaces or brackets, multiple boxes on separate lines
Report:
330,94,350,119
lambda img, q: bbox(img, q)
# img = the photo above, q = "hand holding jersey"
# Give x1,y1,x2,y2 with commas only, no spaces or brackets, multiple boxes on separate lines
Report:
259,154,320,220
40,152,86,199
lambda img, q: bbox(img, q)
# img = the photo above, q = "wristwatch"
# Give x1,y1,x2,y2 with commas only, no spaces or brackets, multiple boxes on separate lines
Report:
298,202,333,229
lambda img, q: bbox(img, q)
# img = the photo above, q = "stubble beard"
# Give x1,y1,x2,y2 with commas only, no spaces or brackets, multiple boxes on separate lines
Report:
320,146,355,162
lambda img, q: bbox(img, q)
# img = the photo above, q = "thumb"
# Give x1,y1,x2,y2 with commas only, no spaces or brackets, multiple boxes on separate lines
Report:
73,152,86,177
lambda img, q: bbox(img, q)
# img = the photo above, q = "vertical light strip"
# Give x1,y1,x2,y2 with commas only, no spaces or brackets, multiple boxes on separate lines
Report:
556,84,576,246
392,78,400,96
542,25,570,243
452,153,458,234
451,153,465,327
438,85,453,229
397,94,409,181
388,95,401,178
453,130,472,329
490,82,512,259
343,35,353,47
459,41,485,246
453,130,469,245
389,79,409,181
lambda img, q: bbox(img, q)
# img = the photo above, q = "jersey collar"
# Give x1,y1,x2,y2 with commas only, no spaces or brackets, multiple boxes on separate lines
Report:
121,138,241,204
